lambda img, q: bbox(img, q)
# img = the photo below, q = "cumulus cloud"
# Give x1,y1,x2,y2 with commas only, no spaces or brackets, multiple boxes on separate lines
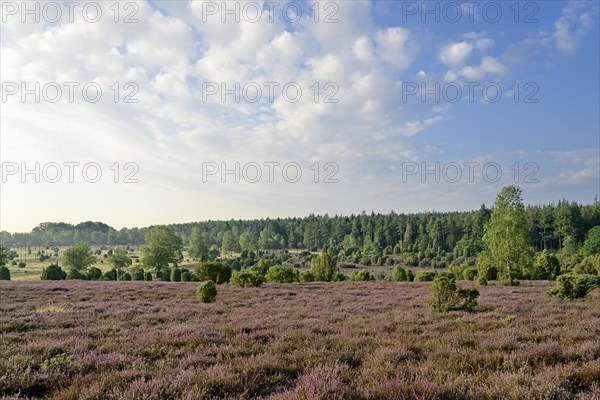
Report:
554,0,595,54
439,41,473,66
460,56,508,80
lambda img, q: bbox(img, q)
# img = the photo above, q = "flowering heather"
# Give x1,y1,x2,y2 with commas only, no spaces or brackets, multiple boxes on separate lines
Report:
0,281,598,399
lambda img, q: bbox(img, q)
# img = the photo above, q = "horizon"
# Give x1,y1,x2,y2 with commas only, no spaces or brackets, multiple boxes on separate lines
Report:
1,0,599,232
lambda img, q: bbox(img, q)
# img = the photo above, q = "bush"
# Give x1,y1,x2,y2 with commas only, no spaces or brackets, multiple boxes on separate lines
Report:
476,275,488,286
144,271,153,281
265,265,300,283
462,267,478,281
197,280,217,303
249,260,269,277
181,270,192,282
333,272,347,281
414,270,437,282
133,269,145,281
428,274,479,312
41,264,67,280
0,265,10,280
500,278,520,286
102,269,118,281
67,269,85,280
573,255,600,275
299,270,315,282
532,250,561,280
160,269,171,281
547,273,599,300
230,270,264,287
18,262,26,268
195,262,232,284
350,269,375,281
170,267,182,282
86,267,102,280
391,265,408,282
121,272,132,281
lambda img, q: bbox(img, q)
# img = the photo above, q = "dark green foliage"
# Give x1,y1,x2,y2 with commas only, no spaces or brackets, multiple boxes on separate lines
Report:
18,262,26,268
582,226,600,256
573,256,600,275
0,246,7,267
350,269,375,281
121,272,132,281
170,268,182,282
249,260,269,277
391,265,408,282
197,280,217,303
428,275,479,312
531,250,561,280
133,269,145,281
547,273,599,300
414,270,437,282
144,271,153,281
230,270,264,287
333,272,347,281
299,270,315,282
265,265,300,283
0,265,10,280
476,275,488,286
102,269,117,281
181,270,192,282
67,269,85,280
310,252,336,281
41,264,67,280
160,270,171,282
195,262,232,284
462,267,478,281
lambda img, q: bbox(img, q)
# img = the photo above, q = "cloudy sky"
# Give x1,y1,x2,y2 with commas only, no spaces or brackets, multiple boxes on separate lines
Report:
1,0,599,232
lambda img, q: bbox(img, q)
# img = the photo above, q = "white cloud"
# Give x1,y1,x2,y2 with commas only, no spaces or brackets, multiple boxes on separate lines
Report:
460,56,508,80
554,0,596,54
439,41,473,66
375,27,418,71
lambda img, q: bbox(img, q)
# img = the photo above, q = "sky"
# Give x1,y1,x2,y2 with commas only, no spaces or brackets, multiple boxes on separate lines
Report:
0,0,599,233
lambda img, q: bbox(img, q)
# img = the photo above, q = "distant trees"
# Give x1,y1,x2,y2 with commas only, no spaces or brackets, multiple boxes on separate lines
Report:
62,243,97,273
188,227,208,261
109,249,132,272
478,186,533,286
141,226,183,272
583,226,600,256
0,246,7,267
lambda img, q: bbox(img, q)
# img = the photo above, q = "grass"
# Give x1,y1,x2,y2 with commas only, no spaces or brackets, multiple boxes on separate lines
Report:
0,280,598,399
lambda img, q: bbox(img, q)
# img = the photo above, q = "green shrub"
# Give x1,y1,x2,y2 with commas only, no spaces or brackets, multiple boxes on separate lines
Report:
547,273,599,300
391,265,408,281
299,270,315,282
86,267,102,280
265,265,300,283
462,267,478,281
18,262,26,268
102,269,117,281
350,269,375,281
230,270,264,287
532,250,561,280
170,267,182,282
500,278,520,286
0,266,10,280
160,269,171,281
133,269,145,281
41,264,67,280
249,260,269,277
121,272,132,281
428,274,479,312
333,272,347,281
144,271,153,281
476,275,488,286
67,269,85,280
181,270,192,282
197,280,217,303
414,270,437,282
195,262,232,284
573,255,600,275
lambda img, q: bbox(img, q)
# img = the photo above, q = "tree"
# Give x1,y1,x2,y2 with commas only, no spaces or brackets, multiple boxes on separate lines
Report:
41,264,67,280
141,226,183,272
583,226,600,256
221,231,240,255
62,243,96,273
310,252,336,281
109,249,132,273
188,227,208,261
195,261,231,284
0,246,8,267
0,265,10,280
478,186,533,286
531,250,560,280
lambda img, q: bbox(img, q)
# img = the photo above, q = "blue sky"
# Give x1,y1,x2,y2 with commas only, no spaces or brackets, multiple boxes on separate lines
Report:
1,0,599,232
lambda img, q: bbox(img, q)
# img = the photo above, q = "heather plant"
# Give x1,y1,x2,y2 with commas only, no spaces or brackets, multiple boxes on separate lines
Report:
197,280,217,302
265,265,300,283
350,269,375,281
547,273,599,300
170,267,182,282
428,274,479,312
0,265,10,280
41,263,67,280
230,270,264,287
195,262,232,284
